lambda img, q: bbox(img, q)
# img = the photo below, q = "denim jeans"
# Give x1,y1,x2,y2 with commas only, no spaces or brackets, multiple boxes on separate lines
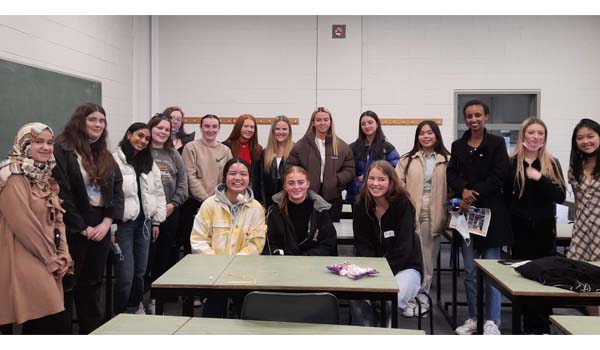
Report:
113,216,151,314
350,268,421,327
461,239,501,322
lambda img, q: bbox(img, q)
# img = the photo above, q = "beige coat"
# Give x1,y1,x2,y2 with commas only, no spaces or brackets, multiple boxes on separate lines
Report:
0,175,72,324
396,153,449,235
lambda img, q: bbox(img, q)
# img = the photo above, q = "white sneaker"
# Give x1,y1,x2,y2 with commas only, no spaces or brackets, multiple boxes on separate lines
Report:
401,300,418,318
134,302,146,315
483,320,501,335
455,318,477,335
146,299,156,315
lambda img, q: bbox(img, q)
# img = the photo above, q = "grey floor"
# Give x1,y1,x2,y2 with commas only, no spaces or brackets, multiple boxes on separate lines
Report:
4,237,584,335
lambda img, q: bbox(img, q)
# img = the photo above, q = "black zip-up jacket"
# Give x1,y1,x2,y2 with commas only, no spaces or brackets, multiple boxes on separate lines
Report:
263,190,337,256
52,142,124,235
255,150,287,208
504,157,566,221
353,195,423,278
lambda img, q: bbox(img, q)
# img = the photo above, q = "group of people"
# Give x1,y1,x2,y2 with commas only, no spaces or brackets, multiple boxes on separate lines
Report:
0,100,598,335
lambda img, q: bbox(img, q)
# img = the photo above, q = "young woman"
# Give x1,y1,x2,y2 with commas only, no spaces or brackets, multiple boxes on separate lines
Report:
567,118,600,316
53,103,124,334
190,157,266,317
223,114,262,167
0,123,73,334
180,114,232,255
255,115,294,208
288,107,355,222
264,166,337,256
163,106,195,154
347,110,400,204
396,120,450,317
146,114,188,286
446,100,511,335
504,117,565,333
351,161,423,326
112,122,167,315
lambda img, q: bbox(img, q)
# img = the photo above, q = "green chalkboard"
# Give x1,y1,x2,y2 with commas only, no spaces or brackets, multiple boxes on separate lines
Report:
0,58,102,157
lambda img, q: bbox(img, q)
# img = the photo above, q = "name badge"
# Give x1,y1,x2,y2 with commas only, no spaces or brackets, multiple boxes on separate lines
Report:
383,230,395,238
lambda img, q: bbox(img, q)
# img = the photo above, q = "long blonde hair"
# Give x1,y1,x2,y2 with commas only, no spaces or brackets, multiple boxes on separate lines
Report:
305,107,340,157
263,116,293,172
512,117,564,198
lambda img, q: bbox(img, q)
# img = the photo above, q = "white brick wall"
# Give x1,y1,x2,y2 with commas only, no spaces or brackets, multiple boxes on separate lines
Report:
0,15,144,149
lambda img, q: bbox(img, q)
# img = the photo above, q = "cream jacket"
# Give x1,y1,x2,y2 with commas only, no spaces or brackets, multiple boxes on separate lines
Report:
396,153,449,235
190,185,266,255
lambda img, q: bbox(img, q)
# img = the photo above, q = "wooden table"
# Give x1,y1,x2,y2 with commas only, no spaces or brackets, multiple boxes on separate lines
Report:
475,259,600,334
151,255,399,328
550,315,600,335
92,314,424,335
177,317,423,335
91,314,191,335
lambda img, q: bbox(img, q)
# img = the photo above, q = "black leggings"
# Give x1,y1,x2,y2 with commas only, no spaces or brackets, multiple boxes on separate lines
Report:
21,311,69,335
147,207,180,283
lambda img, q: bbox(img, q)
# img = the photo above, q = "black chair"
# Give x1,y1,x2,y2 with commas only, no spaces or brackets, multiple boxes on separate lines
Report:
414,291,434,334
240,291,340,325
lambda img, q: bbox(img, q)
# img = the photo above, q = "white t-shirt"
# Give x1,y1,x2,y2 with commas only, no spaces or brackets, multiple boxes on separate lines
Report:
314,137,326,183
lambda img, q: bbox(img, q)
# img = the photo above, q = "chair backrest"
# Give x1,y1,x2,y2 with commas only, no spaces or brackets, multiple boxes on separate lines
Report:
240,291,340,325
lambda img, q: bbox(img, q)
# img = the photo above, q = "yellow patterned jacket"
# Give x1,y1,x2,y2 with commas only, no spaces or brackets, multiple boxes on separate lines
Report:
190,185,266,255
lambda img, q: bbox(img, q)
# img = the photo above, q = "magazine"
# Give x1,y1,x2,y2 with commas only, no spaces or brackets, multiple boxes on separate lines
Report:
449,207,492,239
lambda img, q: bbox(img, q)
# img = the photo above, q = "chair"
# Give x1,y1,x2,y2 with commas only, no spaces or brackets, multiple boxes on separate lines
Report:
240,291,340,325
414,291,434,334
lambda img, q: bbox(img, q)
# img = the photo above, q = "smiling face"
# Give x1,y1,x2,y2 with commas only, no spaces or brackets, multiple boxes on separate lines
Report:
151,120,171,147
225,162,250,196
418,124,437,152
463,104,489,133
85,111,106,141
312,111,331,138
366,167,390,200
360,115,377,139
169,110,183,132
201,117,220,143
523,123,546,150
127,128,151,153
284,170,310,204
274,120,290,144
576,126,600,155
29,129,54,163
240,119,256,142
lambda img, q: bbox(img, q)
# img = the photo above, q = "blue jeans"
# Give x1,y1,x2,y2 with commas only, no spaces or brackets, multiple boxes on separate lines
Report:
461,239,501,322
350,268,421,327
113,216,151,314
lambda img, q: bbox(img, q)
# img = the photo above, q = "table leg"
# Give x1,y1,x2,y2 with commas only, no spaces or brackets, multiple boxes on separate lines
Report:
512,299,522,335
156,297,164,315
391,296,398,328
452,230,459,328
380,299,387,327
476,268,484,335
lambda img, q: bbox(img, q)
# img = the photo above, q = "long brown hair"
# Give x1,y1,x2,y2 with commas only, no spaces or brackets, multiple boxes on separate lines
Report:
279,166,309,216
263,115,293,172
358,160,408,213
225,114,262,160
148,113,174,150
512,117,564,198
305,107,340,157
56,103,114,186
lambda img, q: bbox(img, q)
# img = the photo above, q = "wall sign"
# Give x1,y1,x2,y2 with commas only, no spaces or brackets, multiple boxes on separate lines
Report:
332,25,346,39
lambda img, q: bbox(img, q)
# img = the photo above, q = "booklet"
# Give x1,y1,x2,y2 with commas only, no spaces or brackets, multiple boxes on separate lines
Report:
449,206,492,239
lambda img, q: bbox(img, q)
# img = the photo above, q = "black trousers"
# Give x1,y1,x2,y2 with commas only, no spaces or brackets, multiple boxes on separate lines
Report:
176,198,202,256
21,311,68,335
63,206,111,335
147,207,180,284
511,215,556,334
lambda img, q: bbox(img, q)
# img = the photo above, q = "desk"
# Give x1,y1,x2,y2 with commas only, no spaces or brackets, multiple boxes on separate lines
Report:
550,315,600,335
475,259,600,334
152,255,399,328
91,314,191,335
151,254,235,315
333,219,354,245
176,317,424,335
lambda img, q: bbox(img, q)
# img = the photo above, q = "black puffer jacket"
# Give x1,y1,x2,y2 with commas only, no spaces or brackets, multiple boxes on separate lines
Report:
353,195,423,278
263,190,337,256
516,256,600,293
